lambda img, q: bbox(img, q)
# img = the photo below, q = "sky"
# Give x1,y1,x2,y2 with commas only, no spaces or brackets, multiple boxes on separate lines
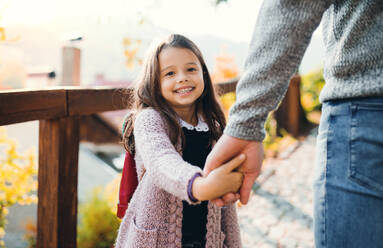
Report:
2,0,264,43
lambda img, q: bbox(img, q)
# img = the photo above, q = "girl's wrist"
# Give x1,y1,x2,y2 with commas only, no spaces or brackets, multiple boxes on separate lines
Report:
188,172,203,202
192,176,207,201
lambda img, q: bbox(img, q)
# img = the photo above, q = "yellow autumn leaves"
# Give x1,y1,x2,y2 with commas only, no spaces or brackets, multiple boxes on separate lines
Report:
211,51,239,83
0,127,37,247
212,51,239,118
123,38,143,69
0,27,5,42
0,26,19,43
219,91,236,119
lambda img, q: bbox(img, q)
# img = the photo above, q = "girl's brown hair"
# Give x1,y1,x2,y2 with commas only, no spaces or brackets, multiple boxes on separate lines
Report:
123,34,226,154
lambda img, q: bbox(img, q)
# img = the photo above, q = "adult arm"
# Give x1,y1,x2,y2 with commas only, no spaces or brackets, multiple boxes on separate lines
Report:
205,0,331,204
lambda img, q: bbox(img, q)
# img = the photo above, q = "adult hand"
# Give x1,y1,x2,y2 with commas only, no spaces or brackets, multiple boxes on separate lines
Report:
192,154,245,201
204,134,264,206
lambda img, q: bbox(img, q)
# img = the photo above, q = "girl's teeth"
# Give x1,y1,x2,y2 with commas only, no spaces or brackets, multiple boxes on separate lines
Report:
177,88,193,93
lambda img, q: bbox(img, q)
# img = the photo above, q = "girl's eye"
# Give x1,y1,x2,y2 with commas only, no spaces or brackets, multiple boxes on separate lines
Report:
165,71,174,77
187,67,197,72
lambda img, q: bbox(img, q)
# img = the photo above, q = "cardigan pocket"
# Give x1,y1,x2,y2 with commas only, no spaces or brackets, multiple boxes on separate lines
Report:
126,216,158,248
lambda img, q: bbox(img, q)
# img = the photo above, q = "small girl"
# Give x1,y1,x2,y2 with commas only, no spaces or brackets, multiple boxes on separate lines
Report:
115,34,244,248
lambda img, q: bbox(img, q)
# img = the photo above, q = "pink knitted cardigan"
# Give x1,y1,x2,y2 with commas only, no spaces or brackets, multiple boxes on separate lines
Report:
114,108,242,248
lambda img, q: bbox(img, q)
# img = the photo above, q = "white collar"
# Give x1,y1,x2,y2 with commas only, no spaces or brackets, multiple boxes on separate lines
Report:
178,115,209,132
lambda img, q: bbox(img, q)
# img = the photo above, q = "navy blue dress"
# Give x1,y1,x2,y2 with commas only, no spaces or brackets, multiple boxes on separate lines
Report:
181,127,212,248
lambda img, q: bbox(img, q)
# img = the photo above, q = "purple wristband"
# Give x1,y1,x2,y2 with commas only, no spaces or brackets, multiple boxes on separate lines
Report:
187,172,202,203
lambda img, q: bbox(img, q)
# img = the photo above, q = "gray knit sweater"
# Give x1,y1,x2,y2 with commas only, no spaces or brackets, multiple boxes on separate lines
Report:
225,0,383,141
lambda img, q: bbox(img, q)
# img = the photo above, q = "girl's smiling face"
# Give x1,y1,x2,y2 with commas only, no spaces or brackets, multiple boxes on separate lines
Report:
159,47,205,116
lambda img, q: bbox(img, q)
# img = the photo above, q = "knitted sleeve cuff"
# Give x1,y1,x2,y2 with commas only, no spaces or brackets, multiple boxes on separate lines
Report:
187,172,202,203
224,121,266,141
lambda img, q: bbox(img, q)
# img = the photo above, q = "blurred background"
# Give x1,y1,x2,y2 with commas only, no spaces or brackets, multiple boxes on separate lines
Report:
0,0,325,247
0,0,324,89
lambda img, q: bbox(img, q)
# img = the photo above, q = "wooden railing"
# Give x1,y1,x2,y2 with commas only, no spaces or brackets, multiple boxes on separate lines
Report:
0,80,237,248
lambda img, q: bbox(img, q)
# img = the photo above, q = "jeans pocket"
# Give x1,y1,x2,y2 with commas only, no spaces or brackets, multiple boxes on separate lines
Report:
349,102,383,196
126,216,158,248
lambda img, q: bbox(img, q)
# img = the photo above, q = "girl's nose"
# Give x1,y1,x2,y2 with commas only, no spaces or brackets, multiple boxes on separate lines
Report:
176,73,188,83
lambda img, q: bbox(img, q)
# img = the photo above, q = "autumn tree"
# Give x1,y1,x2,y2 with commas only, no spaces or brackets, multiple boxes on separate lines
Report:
0,128,37,248
211,49,239,83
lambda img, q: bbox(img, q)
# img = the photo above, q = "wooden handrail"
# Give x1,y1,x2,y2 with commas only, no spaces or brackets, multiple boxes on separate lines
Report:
0,87,134,126
0,81,238,126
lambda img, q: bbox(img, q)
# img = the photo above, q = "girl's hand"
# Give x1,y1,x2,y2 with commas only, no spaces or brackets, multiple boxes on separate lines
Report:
204,135,264,206
192,154,245,201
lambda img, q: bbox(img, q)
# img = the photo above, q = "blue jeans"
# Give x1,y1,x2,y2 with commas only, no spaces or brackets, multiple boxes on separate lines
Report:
313,97,383,248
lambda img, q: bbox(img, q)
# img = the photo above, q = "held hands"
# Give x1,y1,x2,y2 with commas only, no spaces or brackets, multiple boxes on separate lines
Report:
204,134,264,206
192,154,245,201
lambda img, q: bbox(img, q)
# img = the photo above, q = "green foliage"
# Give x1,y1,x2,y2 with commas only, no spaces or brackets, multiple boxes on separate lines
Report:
214,0,228,5
300,68,325,113
263,113,296,158
219,93,296,158
77,187,121,248
24,175,122,248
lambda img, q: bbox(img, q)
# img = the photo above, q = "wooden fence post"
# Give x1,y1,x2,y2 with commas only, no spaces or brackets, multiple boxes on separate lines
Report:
274,75,307,137
37,116,79,248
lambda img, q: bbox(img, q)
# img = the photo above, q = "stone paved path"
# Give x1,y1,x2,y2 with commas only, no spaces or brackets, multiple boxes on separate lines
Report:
237,133,317,248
